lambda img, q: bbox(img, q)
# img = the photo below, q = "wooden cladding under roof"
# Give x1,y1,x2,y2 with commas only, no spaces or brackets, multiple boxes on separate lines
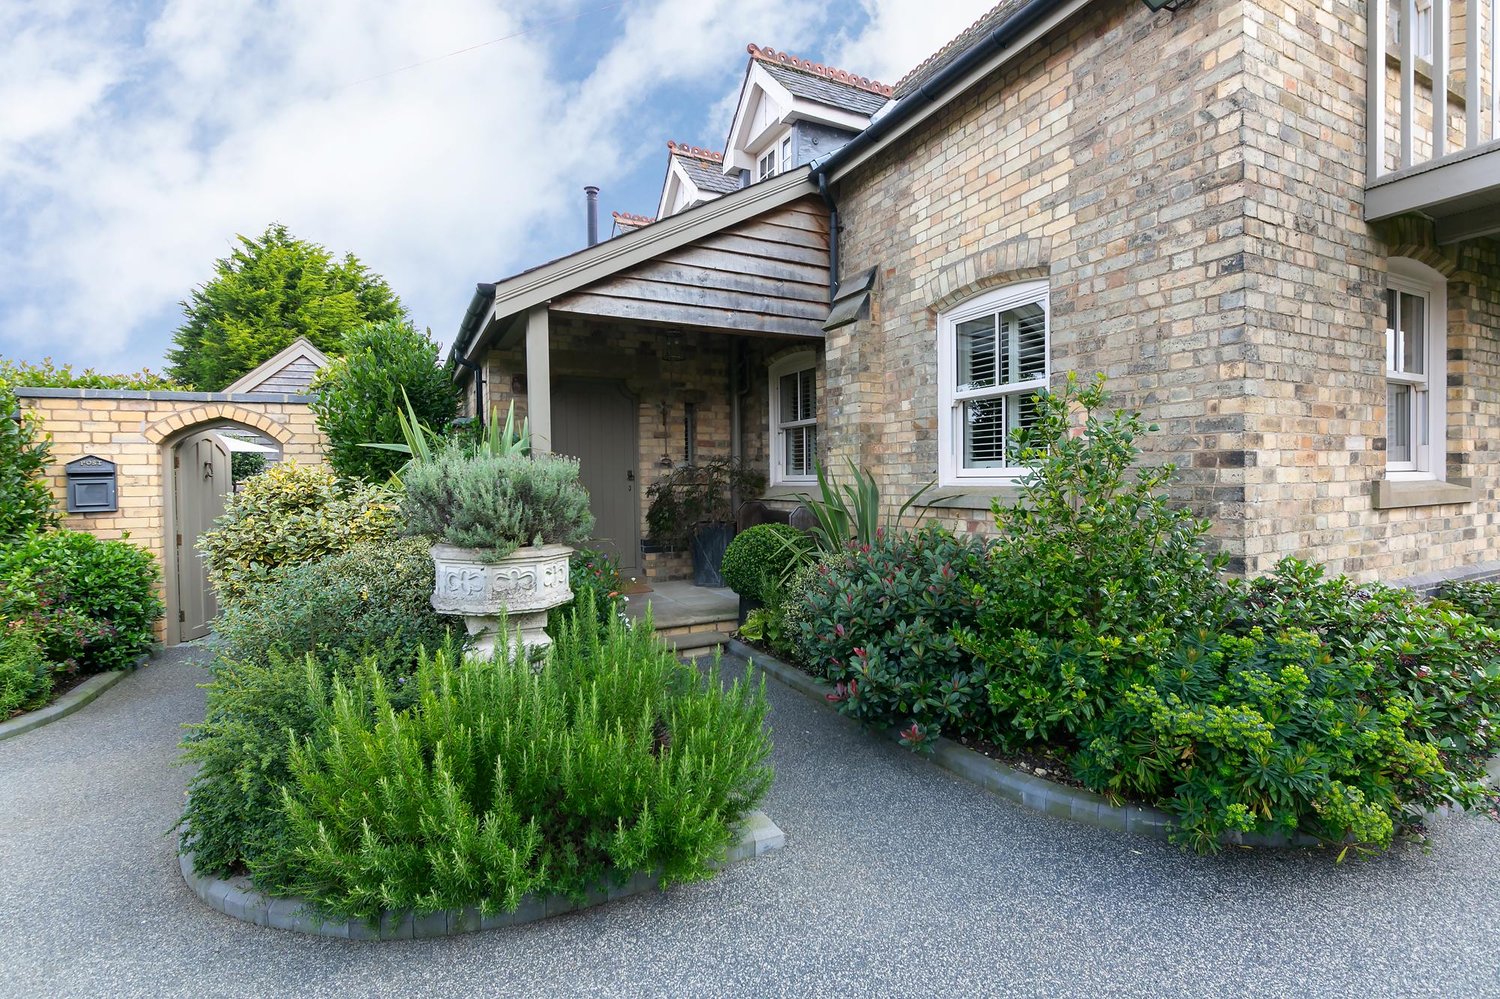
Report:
550,197,830,339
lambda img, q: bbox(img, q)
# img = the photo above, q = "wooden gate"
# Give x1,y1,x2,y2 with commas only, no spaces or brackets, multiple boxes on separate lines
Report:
171,429,232,642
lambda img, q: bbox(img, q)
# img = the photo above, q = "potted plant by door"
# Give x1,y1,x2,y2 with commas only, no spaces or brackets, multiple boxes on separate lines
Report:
401,440,594,658
646,457,766,587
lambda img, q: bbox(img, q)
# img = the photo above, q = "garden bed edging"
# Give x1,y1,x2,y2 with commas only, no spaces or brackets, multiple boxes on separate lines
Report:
179,809,786,939
0,656,146,743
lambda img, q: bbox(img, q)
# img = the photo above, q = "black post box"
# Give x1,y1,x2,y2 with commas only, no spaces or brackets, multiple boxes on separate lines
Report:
65,455,118,513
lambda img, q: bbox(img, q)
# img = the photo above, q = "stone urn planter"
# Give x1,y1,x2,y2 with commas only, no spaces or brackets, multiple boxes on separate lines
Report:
430,543,574,658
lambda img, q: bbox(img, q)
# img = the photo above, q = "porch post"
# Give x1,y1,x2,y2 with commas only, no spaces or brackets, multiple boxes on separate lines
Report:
525,305,552,454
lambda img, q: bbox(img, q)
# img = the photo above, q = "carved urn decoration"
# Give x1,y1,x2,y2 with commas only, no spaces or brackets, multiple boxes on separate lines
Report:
430,543,574,658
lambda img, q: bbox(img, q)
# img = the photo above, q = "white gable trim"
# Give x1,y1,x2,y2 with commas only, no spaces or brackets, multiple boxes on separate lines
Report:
725,62,795,173
658,156,710,219
223,337,331,394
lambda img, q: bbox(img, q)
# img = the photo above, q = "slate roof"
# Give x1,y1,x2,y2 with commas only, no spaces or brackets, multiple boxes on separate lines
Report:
747,45,891,117
892,0,1029,98
667,142,740,194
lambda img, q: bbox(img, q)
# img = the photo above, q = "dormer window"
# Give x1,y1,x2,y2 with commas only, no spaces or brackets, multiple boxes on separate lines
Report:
722,45,891,181
757,148,778,180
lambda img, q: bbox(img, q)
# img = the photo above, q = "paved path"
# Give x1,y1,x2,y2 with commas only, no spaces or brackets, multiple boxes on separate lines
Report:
3,643,1500,998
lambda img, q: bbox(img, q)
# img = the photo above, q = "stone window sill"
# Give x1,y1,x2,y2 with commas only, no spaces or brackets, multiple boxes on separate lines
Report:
919,487,1025,511
1372,477,1477,510
757,485,815,502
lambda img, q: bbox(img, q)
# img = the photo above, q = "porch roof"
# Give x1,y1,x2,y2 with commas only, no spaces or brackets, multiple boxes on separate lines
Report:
452,168,827,366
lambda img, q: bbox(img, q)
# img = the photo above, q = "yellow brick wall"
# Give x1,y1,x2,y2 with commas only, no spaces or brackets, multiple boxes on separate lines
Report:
16,390,327,642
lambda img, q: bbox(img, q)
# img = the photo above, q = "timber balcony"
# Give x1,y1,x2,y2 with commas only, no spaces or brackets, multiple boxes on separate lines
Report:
1367,0,1500,241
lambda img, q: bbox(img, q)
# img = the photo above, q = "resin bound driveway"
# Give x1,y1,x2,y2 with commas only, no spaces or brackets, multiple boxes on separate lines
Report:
4,643,1500,998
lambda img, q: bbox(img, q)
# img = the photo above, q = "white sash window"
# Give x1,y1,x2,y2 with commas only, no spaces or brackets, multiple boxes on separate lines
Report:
937,281,1050,485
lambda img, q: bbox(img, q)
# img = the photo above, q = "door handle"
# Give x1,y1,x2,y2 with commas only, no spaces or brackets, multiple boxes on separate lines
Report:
626,470,635,481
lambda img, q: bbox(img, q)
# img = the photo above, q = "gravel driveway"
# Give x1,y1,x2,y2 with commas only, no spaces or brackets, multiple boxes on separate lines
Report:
2,642,1499,998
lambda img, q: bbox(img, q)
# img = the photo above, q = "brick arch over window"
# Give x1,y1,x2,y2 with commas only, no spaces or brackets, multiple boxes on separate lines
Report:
143,405,299,446
925,236,1052,317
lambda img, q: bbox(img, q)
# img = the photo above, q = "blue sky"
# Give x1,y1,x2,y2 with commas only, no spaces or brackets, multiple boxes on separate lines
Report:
0,0,995,374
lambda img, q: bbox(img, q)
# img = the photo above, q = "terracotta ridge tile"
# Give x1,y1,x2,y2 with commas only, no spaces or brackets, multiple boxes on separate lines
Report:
665,141,724,163
745,43,893,98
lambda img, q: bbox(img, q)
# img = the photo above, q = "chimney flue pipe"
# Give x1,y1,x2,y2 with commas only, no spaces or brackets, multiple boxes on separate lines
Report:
585,185,600,246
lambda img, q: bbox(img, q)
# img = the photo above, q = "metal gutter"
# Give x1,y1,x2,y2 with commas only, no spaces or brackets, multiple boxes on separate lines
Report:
811,0,1079,185
448,282,497,374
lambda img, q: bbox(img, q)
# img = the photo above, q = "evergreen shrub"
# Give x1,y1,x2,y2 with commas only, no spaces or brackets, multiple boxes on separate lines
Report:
199,463,398,604
795,526,989,742
214,536,452,668
0,377,56,545
0,530,162,673
720,523,813,605
0,625,51,716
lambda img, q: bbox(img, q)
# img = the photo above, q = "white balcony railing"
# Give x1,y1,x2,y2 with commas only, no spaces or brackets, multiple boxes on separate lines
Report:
1369,0,1499,180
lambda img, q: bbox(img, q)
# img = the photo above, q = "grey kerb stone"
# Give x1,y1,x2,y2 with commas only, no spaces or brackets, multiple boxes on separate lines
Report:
179,808,785,939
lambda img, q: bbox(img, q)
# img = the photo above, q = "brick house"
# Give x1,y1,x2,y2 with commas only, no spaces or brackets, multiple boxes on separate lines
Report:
450,0,1500,589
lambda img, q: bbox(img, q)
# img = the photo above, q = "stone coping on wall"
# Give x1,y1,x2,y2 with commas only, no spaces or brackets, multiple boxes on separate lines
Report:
180,809,786,939
0,666,133,742
13,387,314,404
723,639,1336,849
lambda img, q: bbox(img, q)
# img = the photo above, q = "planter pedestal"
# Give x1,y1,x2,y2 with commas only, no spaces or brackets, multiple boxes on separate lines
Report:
430,543,574,659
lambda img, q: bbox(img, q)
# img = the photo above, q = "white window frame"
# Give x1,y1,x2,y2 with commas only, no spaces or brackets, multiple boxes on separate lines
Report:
769,350,818,485
1385,258,1447,481
780,135,793,171
757,147,778,181
936,280,1050,487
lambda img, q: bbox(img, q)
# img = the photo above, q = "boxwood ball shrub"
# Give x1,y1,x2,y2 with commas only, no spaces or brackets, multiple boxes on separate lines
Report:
0,530,162,673
721,523,813,605
400,442,593,555
199,463,399,605
795,525,989,742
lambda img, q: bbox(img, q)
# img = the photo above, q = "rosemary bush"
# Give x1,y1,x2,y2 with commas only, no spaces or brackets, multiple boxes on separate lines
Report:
400,442,593,555
251,596,772,920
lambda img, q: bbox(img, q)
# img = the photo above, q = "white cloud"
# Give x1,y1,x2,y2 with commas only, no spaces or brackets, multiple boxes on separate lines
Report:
0,0,990,372
830,0,998,86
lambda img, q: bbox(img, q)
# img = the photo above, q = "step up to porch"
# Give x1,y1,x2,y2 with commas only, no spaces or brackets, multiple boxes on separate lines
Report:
625,581,738,650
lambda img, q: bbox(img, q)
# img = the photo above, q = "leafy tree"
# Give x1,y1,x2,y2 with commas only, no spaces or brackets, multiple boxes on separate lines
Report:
166,223,405,390
0,374,56,544
0,357,181,391
309,321,462,481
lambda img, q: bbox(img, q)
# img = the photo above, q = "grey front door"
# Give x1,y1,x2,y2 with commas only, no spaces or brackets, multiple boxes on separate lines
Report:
553,381,641,579
173,429,232,642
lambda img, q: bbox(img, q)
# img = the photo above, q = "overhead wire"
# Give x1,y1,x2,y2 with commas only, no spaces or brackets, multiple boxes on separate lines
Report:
330,1,629,92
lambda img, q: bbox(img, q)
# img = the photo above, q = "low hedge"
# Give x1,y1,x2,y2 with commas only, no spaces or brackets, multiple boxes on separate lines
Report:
0,530,162,674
